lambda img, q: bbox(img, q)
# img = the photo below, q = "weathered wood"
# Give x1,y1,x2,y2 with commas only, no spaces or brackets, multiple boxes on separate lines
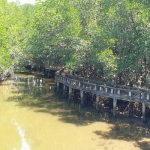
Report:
142,102,145,119
80,90,84,105
57,81,59,92
45,62,63,71
55,74,150,105
69,87,72,100
63,84,66,96
111,89,113,94
113,97,117,116
147,94,149,100
113,88,117,116
96,94,99,110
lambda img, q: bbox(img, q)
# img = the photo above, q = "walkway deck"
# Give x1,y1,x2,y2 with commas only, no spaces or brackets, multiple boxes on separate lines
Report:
44,62,64,71
55,73,150,119
44,63,64,78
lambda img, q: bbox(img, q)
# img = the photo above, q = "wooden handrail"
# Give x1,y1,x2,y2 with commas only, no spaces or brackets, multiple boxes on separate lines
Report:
55,74,150,102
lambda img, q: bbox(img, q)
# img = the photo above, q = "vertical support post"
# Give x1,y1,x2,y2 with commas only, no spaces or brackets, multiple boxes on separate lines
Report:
70,80,72,86
113,88,117,116
67,79,69,84
69,87,72,100
147,94,149,100
105,88,108,93
57,81,59,92
89,85,91,90
129,91,131,97
100,87,102,91
142,102,145,120
83,83,85,88
63,84,66,96
113,97,117,116
117,90,120,95
96,94,99,110
137,91,140,99
141,92,144,100
111,89,113,94
79,81,81,87
80,90,84,105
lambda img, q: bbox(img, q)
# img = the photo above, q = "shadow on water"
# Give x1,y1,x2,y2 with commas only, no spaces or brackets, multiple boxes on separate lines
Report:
6,72,150,150
94,118,150,150
7,72,99,126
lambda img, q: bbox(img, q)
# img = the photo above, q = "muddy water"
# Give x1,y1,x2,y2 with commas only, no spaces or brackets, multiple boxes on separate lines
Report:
0,72,150,150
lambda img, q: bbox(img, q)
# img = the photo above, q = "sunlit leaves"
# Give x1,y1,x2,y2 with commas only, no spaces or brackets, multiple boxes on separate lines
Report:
1,0,149,87
97,48,117,78
26,0,82,66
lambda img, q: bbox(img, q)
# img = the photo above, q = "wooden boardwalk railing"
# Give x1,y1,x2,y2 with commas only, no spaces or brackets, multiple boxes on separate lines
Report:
45,63,64,71
55,73,150,119
44,63,64,78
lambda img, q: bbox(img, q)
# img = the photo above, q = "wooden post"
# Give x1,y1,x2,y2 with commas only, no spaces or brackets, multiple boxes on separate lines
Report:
142,102,145,119
137,91,140,99
62,76,64,82
57,81,59,92
100,87,102,91
141,92,144,99
67,79,69,84
79,81,81,87
111,89,113,94
83,83,85,88
113,88,117,116
80,90,84,105
69,87,72,100
117,90,120,95
113,97,117,116
89,85,91,90
63,84,66,96
105,88,108,93
96,94,99,110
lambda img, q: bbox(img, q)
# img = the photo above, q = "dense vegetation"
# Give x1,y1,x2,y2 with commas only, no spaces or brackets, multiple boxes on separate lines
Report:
1,0,150,88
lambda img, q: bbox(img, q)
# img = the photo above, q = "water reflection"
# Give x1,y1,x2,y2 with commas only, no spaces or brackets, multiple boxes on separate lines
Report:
1,72,150,150
13,121,30,150
11,74,150,125
14,76,43,87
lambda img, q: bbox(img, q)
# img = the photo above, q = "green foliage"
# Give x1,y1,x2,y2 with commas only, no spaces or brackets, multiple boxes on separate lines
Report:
97,48,117,78
25,0,82,67
0,0,150,87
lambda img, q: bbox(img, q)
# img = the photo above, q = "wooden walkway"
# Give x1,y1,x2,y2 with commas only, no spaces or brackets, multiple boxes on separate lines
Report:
55,73,150,119
44,63,64,78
